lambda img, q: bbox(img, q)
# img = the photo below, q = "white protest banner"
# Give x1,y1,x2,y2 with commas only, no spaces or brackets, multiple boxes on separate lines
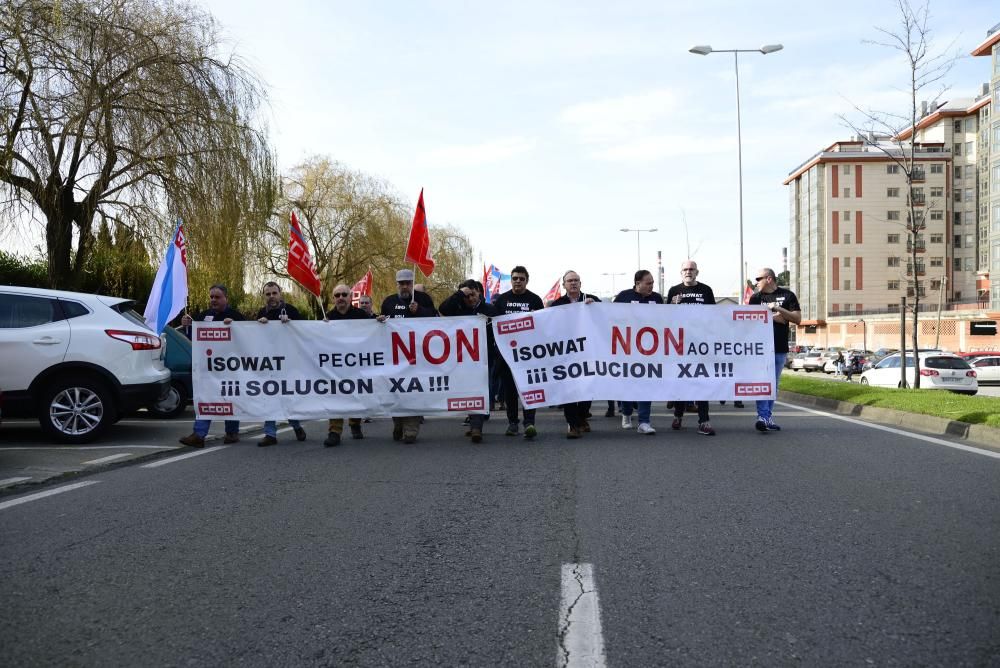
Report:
192,318,488,420
493,303,776,405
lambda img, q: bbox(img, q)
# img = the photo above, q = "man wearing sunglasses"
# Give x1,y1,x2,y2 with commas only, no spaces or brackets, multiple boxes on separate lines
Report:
747,267,801,432
322,283,373,446
439,279,496,443
666,261,717,436
255,282,307,447
492,266,545,439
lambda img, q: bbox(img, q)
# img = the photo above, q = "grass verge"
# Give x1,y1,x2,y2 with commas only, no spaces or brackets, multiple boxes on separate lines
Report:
780,374,1000,427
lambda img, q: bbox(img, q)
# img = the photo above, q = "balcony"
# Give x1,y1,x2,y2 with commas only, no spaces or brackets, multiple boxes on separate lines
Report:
909,193,926,206
906,264,927,276
906,239,926,253
910,169,926,182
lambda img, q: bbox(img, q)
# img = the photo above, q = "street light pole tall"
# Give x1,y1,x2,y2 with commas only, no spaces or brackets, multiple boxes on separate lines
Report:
689,43,783,298
602,272,626,295
620,227,658,269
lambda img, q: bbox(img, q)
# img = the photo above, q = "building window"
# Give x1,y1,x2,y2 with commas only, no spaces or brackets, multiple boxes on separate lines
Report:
844,256,852,267
887,164,900,174
844,187,851,198
930,163,943,174
954,235,962,248
887,210,900,221
954,165,963,179
966,141,974,156
954,258,962,270
930,256,943,267
954,120,963,133
888,257,901,267
889,303,900,312
844,210,851,221
930,210,943,220
844,279,851,291
887,187,900,197
931,279,942,291
931,233,943,243
966,210,975,224
888,233,900,243
888,280,900,290
954,191,962,203
967,118,976,132
954,143,962,156
930,187,943,197
966,188,974,201
966,257,975,271
843,164,852,174
966,233,975,247
954,212,962,225
844,233,851,244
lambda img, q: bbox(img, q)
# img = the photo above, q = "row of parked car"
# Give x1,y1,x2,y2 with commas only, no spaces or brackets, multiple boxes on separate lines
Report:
785,345,1000,395
0,285,193,444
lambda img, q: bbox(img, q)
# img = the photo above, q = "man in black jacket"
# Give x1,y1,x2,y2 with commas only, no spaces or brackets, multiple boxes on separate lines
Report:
492,265,544,439
178,284,245,448
323,283,373,447
255,281,308,447
550,270,601,439
666,261,717,436
439,279,495,443
379,269,436,443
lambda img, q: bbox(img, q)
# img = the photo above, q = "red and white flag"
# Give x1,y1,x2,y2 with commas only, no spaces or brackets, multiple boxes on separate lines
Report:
350,269,373,307
543,278,562,305
404,188,435,276
742,282,754,305
288,211,322,297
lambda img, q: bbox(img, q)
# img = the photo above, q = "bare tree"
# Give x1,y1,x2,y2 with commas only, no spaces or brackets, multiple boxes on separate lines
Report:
839,0,959,387
0,0,275,289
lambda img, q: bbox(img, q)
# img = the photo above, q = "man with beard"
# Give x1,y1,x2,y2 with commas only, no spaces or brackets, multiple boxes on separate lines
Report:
322,283,373,447
613,269,663,434
254,282,308,447
439,279,496,443
492,265,544,439
550,270,602,439
378,269,436,443
748,267,801,432
178,284,245,448
666,261,717,436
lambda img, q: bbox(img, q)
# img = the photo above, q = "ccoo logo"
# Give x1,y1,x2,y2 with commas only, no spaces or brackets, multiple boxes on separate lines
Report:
198,402,234,415
497,316,535,335
196,328,232,341
733,310,768,322
734,382,772,396
447,397,486,411
522,389,546,405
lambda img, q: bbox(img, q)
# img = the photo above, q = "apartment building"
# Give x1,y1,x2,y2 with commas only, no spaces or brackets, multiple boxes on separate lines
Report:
973,23,1000,309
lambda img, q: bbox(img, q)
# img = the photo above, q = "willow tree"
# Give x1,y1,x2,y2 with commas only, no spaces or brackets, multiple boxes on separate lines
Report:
0,0,275,290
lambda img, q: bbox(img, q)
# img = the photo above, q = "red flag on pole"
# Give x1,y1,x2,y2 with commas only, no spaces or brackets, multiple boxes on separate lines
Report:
742,282,754,305
288,211,322,297
350,269,373,307
404,188,435,276
543,278,562,305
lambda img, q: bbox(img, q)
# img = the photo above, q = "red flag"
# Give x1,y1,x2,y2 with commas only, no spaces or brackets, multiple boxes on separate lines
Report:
543,278,562,305
404,188,435,276
742,282,754,305
350,269,373,307
288,211,322,297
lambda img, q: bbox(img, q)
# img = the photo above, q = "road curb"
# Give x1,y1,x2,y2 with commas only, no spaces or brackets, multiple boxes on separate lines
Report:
779,390,1000,452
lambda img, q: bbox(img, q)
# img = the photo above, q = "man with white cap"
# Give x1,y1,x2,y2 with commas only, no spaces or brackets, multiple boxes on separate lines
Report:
379,269,436,443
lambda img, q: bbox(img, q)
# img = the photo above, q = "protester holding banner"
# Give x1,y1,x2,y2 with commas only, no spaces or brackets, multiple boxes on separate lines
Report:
358,295,374,316
320,283,373,446
613,269,664,434
492,265,545,439
379,269,437,443
550,271,602,438
254,282,308,447
440,279,496,443
748,267,801,432
179,284,245,448
666,261,717,436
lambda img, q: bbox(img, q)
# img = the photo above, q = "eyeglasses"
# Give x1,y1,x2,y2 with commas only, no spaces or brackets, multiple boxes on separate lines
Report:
510,276,526,281
333,292,349,297
755,275,770,282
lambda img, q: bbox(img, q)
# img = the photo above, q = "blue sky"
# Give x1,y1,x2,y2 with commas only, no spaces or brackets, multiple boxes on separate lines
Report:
21,0,998,298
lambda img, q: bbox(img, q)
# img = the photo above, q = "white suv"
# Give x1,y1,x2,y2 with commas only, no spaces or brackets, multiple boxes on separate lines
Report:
0,286,170,443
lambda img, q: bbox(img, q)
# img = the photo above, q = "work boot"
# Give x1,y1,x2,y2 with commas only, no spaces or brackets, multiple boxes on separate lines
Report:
179,433,204,448
350,424,364,440
392,422,404,441
566,425,581,439
469,429,483,443
324,432,341,447
294,427,307,442
258,435,277,447
223,433,240,444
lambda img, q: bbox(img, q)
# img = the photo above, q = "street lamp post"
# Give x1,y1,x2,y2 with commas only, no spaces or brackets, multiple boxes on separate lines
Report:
858,319,867,354
689,43,783,297
602,271,626,296
620,227,658,269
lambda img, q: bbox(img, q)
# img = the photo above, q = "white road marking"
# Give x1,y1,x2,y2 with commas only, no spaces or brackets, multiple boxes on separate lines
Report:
558,563,607,668
0,477,32,487
140,446,230,468
777,401,1000,460
0,481,101,511
81,453,131,465
0,445,169,451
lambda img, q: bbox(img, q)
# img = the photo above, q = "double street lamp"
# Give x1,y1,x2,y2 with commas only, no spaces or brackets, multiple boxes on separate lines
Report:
620,227,658,270
689,43,783,299
602,271,626,295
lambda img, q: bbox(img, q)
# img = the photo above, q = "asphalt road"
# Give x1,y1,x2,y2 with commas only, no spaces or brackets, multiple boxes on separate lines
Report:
1,404,999,666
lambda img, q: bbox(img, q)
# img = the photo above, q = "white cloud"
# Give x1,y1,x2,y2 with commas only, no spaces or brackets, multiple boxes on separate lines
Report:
559,89,679,144
593,135,734,162
423,137,537,168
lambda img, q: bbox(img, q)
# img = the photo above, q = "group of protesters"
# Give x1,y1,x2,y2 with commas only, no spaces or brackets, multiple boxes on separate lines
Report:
177,261,800,449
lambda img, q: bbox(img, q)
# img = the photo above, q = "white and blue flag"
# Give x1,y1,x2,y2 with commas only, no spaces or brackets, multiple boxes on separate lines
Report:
143,219,188,334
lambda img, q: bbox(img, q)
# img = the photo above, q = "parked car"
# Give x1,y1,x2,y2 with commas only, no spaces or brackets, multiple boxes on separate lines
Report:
789,352,813,371
859,351,978,395
785,353,805,369
801,351,828,372
968,355,1000,384
0,286,171,442
146,326,192,418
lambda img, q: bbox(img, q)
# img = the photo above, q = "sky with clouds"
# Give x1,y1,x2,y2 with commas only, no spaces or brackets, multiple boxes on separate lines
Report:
17,0,997,298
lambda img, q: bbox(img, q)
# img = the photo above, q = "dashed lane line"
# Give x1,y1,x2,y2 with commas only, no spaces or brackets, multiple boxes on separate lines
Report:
140,445,230,468
82,453,132,466
0,481,101,511
0,476,32,487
